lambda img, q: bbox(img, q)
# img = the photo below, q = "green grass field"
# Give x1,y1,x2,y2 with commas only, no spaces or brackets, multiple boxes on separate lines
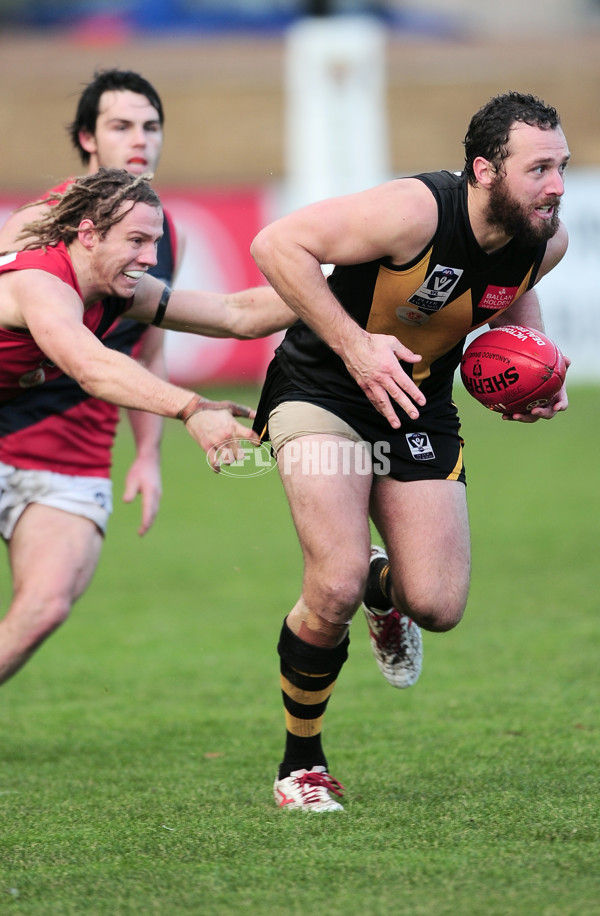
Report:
1,384,599,916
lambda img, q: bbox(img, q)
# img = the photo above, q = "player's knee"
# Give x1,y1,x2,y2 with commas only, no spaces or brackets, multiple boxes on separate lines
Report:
43,596,72,632
13,594,72,647
310,568,367,624
424,605,464,632
304,543,370,624
405,595,465,633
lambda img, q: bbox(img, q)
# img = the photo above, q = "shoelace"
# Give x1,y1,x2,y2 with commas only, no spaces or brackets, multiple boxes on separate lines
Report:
374,608,407,654
296,771,345,801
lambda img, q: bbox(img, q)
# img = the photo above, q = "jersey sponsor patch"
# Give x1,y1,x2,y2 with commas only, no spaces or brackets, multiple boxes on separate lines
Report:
407,264,463,312
477,285,519,310
405,432,435,461
18,368,46,389
395,306,430,326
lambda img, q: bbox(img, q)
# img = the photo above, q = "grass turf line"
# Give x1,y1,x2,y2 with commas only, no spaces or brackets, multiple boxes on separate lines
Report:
0,384,598,916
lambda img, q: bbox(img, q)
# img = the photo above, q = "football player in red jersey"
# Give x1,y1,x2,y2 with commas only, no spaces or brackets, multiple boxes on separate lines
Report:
0,70,183,686
0,69,184,538
0,168,293,685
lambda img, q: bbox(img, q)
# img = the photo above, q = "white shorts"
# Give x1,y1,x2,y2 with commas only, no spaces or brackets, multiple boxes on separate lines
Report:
0,462,113,540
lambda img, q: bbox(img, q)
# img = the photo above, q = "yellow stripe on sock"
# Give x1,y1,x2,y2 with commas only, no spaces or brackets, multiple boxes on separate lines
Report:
280,674,336,706
284,710,325,737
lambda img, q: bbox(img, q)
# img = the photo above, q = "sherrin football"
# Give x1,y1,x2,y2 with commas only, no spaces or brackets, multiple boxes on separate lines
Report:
460,325,566,414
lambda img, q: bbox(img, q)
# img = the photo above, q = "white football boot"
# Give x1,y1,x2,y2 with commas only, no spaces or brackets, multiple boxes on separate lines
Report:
274,766,344,812
362,545,423,688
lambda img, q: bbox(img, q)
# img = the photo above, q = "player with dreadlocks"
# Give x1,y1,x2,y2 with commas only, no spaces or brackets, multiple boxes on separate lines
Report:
12,170,162,248
0,69,184,543
0,167,294,685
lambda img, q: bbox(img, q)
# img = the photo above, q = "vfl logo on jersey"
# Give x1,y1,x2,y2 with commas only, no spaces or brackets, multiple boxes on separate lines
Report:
405,432,435,461
407,265,463,312
478,285,519,311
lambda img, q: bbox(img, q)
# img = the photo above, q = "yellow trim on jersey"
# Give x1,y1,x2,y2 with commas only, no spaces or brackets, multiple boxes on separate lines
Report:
446,443,464,481
366,252,535,386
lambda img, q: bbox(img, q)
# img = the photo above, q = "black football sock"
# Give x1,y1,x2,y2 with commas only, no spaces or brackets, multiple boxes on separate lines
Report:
363,554,392,611
277,619,349,780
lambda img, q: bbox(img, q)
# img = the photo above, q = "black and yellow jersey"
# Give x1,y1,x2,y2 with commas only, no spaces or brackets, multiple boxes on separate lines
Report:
276,170,547,409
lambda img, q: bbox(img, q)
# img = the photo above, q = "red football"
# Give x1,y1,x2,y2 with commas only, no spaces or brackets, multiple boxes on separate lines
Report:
460,325,567,414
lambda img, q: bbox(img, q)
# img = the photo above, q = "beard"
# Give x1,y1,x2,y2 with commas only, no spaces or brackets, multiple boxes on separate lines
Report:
487,175,561,246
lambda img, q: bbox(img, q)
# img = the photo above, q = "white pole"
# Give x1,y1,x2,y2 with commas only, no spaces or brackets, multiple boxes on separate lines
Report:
284,15,390,213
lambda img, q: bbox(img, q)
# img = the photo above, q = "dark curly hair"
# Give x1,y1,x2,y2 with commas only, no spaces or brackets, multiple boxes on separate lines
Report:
68,68,165,166
13,169,161,251
463,91,561,185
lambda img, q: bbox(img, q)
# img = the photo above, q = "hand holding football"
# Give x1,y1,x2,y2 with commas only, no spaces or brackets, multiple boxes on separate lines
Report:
460,325,567,415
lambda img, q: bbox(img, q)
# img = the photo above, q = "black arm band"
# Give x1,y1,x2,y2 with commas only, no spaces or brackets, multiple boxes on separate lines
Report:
151,285,172,327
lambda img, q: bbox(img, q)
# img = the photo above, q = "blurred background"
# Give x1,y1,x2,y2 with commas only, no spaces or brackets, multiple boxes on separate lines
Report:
1,0,599,385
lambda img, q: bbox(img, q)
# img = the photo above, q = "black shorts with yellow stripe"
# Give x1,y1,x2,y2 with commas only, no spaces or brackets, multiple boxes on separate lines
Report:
253,357,466,485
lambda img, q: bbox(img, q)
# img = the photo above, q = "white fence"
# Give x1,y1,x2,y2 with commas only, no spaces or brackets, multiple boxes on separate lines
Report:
536,169,600,381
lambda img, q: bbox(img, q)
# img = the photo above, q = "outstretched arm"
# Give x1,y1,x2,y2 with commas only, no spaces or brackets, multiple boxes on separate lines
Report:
128,275,297,339
8,270,259,469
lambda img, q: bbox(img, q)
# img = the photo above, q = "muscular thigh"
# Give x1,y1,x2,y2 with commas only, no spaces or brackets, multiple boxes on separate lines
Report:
9,504,104,604
370,476,471,626
276,434,373,574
